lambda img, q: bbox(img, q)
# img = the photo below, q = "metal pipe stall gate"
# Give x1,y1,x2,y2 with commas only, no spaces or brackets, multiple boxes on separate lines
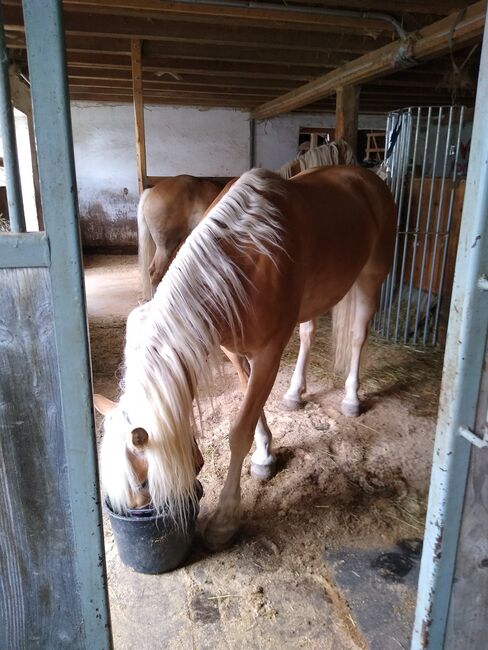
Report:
373,105,468,346
0,1,111,648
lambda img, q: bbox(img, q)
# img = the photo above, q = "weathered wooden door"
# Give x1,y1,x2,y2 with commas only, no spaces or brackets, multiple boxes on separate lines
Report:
0,2,111,648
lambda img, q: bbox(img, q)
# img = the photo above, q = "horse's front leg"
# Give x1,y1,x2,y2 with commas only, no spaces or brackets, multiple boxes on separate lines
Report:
283,318,317,409
205,345,283,549
221,348,277,480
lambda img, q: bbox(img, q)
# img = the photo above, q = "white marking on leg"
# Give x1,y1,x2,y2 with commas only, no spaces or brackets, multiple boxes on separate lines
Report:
251,413,275,467
283,319,317,406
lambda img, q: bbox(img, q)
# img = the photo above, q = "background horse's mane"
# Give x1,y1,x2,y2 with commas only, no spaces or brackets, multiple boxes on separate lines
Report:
106,168,287,521
277,138,356,179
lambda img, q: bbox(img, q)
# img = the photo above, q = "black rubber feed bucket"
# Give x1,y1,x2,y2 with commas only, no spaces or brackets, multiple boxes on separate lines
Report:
106,482,203,574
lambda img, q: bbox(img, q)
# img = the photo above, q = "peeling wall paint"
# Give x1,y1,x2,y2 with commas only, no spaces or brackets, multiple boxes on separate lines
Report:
71,101,386,250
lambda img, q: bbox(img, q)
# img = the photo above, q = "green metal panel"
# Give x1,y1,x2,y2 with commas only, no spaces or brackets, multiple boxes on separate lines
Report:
20,0,112,646
0,232,50,267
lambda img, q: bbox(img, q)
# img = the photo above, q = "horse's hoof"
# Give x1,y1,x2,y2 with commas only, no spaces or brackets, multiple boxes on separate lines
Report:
282,395,305,411
341,400,361,417
204,522,238,551
251,460,277,481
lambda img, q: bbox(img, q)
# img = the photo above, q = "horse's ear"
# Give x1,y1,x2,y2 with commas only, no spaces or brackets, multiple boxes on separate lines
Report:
131,427,149,448
93,394,117,415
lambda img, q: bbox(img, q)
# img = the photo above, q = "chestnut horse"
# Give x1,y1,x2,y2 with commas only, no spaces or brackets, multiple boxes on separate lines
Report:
138,175,225,301
96,166,395,548
137,174,330,411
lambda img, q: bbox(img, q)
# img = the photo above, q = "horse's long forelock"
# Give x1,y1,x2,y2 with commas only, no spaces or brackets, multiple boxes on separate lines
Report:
110,169,287,522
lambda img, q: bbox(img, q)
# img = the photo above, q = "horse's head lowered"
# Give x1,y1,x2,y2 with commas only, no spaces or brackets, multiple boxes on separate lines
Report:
93,394,204,513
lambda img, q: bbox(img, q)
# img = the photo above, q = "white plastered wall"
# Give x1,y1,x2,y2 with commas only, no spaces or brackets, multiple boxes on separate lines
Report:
70,101,386,249
0,109,38,231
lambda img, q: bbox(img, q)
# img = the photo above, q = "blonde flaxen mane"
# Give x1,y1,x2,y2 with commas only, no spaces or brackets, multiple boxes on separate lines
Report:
101,169,286,522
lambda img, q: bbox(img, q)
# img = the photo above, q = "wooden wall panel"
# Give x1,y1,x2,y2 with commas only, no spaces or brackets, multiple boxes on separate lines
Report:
403,178,465,298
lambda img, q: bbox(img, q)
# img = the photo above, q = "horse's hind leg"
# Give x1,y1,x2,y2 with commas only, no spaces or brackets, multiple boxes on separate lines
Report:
282,318,317,410
341,272,384,417
205,344,284,549
222,348,277,480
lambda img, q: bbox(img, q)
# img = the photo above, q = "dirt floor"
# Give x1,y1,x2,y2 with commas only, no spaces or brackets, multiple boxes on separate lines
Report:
85,254,443,650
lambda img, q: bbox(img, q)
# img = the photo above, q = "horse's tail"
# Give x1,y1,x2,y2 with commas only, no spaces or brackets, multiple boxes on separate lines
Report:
332,284,359,376
137,188,155,301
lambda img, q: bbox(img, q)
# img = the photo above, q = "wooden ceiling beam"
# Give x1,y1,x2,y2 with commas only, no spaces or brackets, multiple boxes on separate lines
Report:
3,5,390,50
68,68,298,91
6,33,363,68
5,33,131,55
246,0,465,14
251,0,485,119
67,81,461,103
69,84,281,99
8,32,465,81
143,41,356,67
66,62,453,89
142,58,318,81
64,57,315,81
55,0,396,34
69,93,262,108
63,51,458,82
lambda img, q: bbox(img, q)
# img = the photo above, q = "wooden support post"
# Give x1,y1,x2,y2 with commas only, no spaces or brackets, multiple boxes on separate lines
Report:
335,85,359,155
131,38,146,194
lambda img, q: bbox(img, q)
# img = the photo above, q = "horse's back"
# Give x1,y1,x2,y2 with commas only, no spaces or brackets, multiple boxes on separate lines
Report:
282,166,396,320
289,165,395,255
291,165,394,217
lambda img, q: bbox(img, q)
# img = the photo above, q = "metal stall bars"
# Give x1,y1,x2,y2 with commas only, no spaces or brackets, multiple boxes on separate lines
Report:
411,14,488,649
373,105,466,346
0,1,111,648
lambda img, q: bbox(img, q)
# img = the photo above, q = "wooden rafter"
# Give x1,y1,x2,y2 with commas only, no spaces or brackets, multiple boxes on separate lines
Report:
3,6,390,54
252,1,485,119
3,0,482,114
55,0,398,33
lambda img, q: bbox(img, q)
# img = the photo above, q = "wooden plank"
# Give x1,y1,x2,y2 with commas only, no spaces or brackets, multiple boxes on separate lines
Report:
70,83,281,99
444,338,488,649
251,0,486,119
69,93,266,108
3,4,392,45
335,85,359,152
66,69,459,100
251,0,465,12
68,68,297,91
131,38,146,194
143,40,356,67
0,267,82,648
54,0,397,33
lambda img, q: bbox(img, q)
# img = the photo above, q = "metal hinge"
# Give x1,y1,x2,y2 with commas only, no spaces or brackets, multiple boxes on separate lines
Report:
459,425,488,448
